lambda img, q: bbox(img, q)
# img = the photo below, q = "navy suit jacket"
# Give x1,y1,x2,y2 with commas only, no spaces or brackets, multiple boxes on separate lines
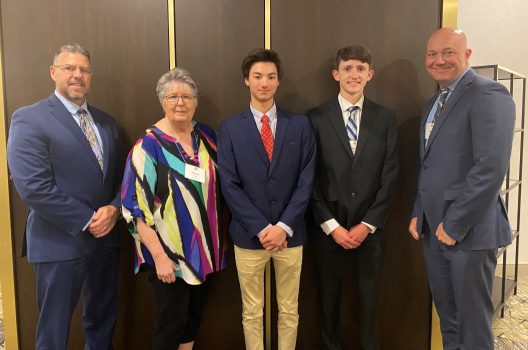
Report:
217,107,316,249
7,93,123,262
412,69,515,250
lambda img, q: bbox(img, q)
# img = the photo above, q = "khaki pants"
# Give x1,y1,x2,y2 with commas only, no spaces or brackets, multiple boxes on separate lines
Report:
234,245,303,350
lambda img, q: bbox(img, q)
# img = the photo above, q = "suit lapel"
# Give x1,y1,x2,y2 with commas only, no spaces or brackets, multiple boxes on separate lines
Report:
353,98,376,165
326,99,354,160
424,70,476,157
269,109,289,173
48,95,103,174
242,109,270,166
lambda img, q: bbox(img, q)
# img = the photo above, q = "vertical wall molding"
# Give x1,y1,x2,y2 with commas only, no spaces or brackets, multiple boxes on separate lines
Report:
442,0,458,28
264,3,272,349
168,0,176,69
0,20,20,350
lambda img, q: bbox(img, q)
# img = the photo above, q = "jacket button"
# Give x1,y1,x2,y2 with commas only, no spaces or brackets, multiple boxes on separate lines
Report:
269,178,275,183
351,192,357,197
271,200,276,204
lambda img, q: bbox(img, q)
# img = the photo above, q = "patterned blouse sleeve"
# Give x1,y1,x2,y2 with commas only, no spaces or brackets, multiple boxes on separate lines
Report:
121,136,158,237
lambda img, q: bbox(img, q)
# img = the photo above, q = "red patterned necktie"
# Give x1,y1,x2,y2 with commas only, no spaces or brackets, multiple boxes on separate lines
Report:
260,114,274,160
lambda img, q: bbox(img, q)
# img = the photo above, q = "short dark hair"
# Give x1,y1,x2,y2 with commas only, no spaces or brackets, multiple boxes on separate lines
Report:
334,45,373,70
241,49,283,80
52,43,91,65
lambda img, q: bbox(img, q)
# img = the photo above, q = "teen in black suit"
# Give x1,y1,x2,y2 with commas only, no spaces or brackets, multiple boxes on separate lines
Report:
307,45,399,350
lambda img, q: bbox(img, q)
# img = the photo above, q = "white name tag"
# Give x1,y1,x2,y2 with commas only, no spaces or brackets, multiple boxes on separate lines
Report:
425,122,434,141
185,164,206,183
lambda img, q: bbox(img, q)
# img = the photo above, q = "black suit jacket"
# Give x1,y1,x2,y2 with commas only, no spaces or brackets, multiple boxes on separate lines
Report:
307,97,399,230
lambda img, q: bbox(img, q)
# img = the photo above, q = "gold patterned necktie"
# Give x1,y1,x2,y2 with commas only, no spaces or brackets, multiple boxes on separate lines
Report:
78,108,104,169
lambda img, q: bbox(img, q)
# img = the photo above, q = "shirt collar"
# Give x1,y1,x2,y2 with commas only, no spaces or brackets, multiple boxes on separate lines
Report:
446,68,470,92
54,90,88,115
250,102,277,122
338,94,364,113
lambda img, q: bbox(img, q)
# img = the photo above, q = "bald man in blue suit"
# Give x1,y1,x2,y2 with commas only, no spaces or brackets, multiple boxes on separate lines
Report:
7,44,123,350
409,28,515,350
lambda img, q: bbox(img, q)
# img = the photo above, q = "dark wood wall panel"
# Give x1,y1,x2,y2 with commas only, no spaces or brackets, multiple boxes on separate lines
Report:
271,0,439,349
173,1,264,348
174,0,264,130
1,1,168,349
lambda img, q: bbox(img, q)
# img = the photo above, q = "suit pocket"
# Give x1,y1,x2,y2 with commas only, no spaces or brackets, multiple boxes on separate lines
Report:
443,188,461,201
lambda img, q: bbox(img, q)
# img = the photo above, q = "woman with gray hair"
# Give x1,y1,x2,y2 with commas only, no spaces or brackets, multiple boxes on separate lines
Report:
122,67,226,349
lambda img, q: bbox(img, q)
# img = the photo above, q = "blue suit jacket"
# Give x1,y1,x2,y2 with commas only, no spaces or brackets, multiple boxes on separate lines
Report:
7,93,123,262
217,107,316,249
412,69,515,250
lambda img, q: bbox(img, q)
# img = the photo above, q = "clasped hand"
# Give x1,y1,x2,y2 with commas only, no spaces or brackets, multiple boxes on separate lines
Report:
260,225,288,252
88,205,119,238
331,223,370,249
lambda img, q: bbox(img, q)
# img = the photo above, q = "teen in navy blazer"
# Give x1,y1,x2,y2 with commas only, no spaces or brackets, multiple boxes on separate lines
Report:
218,106,315,249
7,44,122,350
218,49,316,350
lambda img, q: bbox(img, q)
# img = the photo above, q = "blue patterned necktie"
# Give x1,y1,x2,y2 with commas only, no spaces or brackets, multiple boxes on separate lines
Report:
425,88,450,147
432,88,450,123
78,108,104,169
346,106,359,141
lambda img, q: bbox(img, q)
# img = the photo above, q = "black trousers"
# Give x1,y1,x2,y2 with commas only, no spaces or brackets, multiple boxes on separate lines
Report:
313,229,384,350
147,268,210,350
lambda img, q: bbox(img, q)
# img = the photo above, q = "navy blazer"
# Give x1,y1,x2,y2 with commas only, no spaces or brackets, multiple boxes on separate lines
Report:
7,93,123,262
217,107,316,249
412,69,515,250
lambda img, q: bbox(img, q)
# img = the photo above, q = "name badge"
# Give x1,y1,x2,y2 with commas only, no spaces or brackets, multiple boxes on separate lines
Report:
185,164,206,183
425,122,434,141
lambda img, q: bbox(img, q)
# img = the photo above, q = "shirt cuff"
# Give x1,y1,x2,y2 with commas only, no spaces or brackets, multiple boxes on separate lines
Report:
277,222,293,237
362,221,377,234
83,211,96,231
257,224,272,239
321,218,340,235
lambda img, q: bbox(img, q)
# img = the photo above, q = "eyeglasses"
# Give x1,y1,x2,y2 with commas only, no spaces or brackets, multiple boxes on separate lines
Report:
53,64,93,75
165,95,195,104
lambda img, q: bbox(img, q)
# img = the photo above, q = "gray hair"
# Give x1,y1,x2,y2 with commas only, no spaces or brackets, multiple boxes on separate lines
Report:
156,67,200,104
52,43,91,64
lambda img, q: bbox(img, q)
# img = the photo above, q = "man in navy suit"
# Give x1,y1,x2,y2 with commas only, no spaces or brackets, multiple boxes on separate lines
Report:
7,43,122,350
307,45,399,350
409,28,515,349
218,49,316,350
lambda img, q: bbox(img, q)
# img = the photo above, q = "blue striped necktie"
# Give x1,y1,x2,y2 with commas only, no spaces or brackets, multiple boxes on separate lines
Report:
346,106,359,141
432,88,450,123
